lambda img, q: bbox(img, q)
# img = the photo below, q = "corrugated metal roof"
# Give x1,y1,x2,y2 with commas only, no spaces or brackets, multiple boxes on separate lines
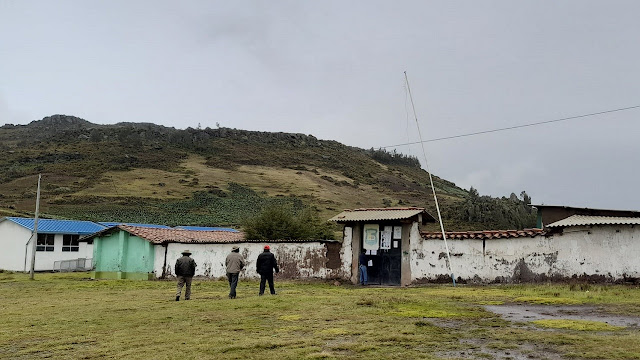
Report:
422,228,544,240
5,217,106,235
546,215,640,228
329,207,436,223
98,222,171,229
174,226,239,232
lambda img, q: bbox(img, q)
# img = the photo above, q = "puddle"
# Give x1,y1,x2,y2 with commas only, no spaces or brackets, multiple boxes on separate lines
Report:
485,304,640,328
439,340,566,360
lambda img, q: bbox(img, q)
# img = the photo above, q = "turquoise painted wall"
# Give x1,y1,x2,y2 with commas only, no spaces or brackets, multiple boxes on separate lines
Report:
94,233,122,272
93,230,155,274
124,234,154,273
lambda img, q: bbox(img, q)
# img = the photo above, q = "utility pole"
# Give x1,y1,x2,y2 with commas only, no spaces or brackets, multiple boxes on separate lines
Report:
29,174,41,280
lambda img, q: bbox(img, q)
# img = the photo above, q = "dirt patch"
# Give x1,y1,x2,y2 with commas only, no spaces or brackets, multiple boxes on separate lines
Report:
485,304,640,328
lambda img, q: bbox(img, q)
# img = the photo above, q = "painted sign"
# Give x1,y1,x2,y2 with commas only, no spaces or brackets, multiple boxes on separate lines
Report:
381,226,392,249
393,226,402,240
363,224,379,250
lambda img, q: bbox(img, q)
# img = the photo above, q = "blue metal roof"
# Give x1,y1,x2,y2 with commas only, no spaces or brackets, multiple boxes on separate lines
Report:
99,222,171,229
5,217,107,235
174,226,239,232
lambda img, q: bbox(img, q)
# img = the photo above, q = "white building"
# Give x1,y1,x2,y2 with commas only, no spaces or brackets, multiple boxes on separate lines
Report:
0,217,105,271
332,207,640,284
80,225,346,280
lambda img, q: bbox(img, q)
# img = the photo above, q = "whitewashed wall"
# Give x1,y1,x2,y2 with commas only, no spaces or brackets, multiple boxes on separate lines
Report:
339,226,353,280
0,220,93,271
154,242,337,279
0,220,32,271
411,225,640,283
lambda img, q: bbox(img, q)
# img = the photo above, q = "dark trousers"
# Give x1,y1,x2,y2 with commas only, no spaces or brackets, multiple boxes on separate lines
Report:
227,272,239,298
259,272,275,295
176,276,193,299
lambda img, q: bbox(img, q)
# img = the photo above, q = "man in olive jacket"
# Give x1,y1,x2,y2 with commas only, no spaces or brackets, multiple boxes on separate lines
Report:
225,246,245,299
175,250,197,301
256,245,279,295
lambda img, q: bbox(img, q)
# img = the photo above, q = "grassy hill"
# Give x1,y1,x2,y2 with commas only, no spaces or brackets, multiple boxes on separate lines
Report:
0,115,536,231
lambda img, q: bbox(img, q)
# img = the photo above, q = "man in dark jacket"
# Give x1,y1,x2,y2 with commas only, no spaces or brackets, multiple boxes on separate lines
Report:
256,245,279,295
225,246,245,299
175,249,196,301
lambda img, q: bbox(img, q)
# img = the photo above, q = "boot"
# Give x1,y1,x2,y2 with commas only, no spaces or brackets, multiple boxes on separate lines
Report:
175,296,180,301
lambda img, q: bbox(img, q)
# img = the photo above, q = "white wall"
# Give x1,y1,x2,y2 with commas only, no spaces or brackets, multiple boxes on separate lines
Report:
0,220,32,271
340,226,353,279
0,220,93,271
154,242,335,279
411,225,640,283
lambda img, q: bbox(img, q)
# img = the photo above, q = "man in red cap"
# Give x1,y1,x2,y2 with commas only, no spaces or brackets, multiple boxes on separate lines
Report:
256,245,279,295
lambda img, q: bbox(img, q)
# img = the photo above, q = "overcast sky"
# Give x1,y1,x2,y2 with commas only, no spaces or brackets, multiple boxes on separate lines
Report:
1,1,639,210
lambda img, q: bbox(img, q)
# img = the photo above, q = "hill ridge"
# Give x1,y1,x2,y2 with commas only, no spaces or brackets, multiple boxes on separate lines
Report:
0,115,535,230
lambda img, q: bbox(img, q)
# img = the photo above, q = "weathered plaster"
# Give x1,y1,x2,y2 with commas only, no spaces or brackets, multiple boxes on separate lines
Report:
411,225,640,283
157,241,338,280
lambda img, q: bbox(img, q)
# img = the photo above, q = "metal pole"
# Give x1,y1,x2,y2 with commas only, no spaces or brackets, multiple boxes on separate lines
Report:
404,72,456,286
29,174,41,280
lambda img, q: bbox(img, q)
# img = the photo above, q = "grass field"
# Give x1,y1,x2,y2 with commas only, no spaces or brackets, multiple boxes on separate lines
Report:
1,272,639,360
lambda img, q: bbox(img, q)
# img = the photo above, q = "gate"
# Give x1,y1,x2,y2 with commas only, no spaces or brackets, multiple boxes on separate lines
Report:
53,258,93,272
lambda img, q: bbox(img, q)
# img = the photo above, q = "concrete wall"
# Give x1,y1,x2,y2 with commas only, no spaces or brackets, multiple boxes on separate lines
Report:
411,224,640,283
0,220,93,271
341,227,353,282
0,220,31,271
93,231,154,279
156,241,339,280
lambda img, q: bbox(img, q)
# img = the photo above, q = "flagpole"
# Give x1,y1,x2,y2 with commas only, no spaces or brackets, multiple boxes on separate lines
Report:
29,174,41,280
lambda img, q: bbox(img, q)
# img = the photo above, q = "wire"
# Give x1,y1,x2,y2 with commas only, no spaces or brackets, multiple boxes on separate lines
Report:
404,71,456,286
382,104,640,149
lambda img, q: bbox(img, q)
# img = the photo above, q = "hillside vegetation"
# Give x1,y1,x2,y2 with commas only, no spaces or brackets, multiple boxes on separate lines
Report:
0,115,536,230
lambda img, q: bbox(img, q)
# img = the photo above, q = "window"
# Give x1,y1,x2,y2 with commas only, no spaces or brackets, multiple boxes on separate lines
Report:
62,235,79,252
36,234,55,252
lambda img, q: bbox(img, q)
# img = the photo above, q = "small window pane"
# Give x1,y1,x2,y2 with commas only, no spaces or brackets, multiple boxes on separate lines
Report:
70,246,79,252
36,246,45,251
62,247,70,252
45,246,54,252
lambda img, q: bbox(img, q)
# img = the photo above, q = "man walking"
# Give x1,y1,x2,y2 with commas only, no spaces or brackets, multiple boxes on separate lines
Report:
256,245,279,295
175,249,196,301
359,249,368,286
225,245,245,299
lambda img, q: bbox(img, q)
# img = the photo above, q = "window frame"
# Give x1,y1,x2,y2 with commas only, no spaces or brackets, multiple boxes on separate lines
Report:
36,233,55,252
62,234,80,252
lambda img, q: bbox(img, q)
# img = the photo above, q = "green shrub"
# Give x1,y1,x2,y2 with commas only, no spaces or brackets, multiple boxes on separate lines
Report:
242,205,335,240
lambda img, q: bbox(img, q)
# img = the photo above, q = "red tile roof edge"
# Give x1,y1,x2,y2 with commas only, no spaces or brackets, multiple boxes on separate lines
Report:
421,228,544,240
342,207,425,212
89,225,337,244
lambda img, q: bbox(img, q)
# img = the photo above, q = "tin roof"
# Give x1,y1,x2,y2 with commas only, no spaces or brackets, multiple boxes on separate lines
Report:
98,222,171,229
421,228,544,240
546,215,640,228
3,217,106,235
329,207,436,224
174,226,239,232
